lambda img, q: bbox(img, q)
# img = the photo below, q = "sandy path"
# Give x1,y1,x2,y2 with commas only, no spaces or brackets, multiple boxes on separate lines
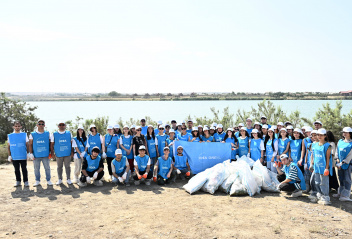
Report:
0,162,351,239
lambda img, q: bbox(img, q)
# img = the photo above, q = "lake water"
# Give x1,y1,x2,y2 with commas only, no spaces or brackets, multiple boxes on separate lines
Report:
27,100,352,131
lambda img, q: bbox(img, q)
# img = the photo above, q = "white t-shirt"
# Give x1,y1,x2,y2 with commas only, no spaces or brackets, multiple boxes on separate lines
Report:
28,129,46,140
50,130,73,142
7,132,29,144
111,158,129,173
249,139,265,150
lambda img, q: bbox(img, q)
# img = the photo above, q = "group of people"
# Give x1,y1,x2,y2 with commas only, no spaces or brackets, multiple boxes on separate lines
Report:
7,116,352,205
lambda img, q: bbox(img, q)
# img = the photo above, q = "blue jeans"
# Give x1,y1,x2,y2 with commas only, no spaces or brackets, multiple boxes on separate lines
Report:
338,164,352,198
33,157,51,181
314,173,330,201
112,170,131,183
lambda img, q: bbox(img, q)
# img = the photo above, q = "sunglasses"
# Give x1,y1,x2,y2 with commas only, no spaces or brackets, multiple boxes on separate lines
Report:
136,129,141,131
58,124,65,126
234,128,239,131
181,128,187,130
38,123,45,126
159,128,164,130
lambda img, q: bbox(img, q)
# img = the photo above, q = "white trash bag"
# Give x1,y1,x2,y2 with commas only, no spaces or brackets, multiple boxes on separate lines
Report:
183,168,212,194
201,163,227,194
252,160,280,192
219,162,239,193
230,176,247,196
237,155,255,167
237,160,259,196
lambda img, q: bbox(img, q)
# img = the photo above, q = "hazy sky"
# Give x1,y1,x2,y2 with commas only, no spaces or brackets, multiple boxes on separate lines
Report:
0,1,351,94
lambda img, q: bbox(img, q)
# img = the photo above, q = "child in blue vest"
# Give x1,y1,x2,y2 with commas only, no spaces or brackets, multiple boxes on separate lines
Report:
7,121,29,187
153,147,174,185
309,128,332,205
172,145,191,181
72,125,87,184
334,127,352,202
78,146,104,187
120,125,134,172
29,119,53,186
104,125,119,181
111,149,131,186
276,154,306,197
133,146,153,185
304,130,318,193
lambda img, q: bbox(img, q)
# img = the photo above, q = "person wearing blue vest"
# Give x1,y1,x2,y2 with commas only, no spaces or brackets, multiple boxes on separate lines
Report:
171,120,177,131
264,128,278,172
200,127,214,142
165,129,176,159
334,127,352,202
72,125,87,184
146,125,158,172
153,147,174,185
213,124,226,142
50,121,73,185
304,130,318,194
235,123,244,138
29,119,53,187
276,154,306,197
289,128,304,164
260,116,271,129
165,124,171,136
276,122,284,138
120,125,134,172
156,125,169,157
246,118,253,135
140,118,148,136
78,146,104,187
111,149,131,186
104,125,119,181
86,124,106,159
222,128,239,161
276,128,291,168
172,145,191,181
133,146,153,185
261,124,268,138
190,127,202,142
186,120,193,134
113,124,122,138
249,129,265,162
154,120,163,135
286,125,294,140
309,128,332,205
7,121,29,187
298,126,313,170
177,125,191,142
238,127,250,157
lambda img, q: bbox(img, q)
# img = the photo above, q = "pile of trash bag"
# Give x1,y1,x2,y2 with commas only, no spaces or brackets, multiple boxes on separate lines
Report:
183,156,280,196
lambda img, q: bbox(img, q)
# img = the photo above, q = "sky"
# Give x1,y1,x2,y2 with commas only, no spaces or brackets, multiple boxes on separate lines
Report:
0,0,351,94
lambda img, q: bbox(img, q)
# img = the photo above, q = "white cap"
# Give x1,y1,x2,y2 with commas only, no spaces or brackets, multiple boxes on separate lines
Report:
113,124,120,128
147,125,154,128
204,125,209,128
293,128,302,134
123,125,129,129
198,125,203,128
115,149,122,155
77,125,84,130
107,125,113,130
177,145,183,149
187,119,193,123
182,120,185,124
314,120,323,125
277,122,284,126
246,118,252,122
252,129,259,134
211,122,217,127
169,129,175,133
163,146,170,151
280,154,289,160
238,123,244,127
192,127,198,131
130,124,136,129
58,120,66,124
157,120,163,125
139,145,146,150
165,124,170,127
135,126,141,130
210,126,216,130
268,127,275,132
271,125,277,130
177,122,182,126
240,127,247,131
216,124,223,129
226,128,233,132
343,127,352,133
286,125,294,130
262,124,268,129
280,128,287,132
89,124,96,130
305,126,313,132
254,121,260,125
203,126,209,131
261,116,267,119
311,130,318,134
159,124,165,129
317,128,327,135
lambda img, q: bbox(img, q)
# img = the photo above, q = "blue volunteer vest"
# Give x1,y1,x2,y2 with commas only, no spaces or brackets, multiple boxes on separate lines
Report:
31,131,50,158
174,154,188,170
120,135,133,159
8,132,27,160
313,142,332,175
158,156,172,179
337,139,352,170
250,138,262,161
186,129,192,134
303,137,312,162
306,142,316,168
290,139,302,163
214,132,226,142
86,155,101,172
73,137,87,158
247,128,253,135
238,136,249,157
178,133,191,141
135,155,150,172
278,138,289,155
53,131,71,157
112,156,127,176
191,136,201,142
283,162,306,190
156,134,168,156
105,134,118,158
201,135,214,142
166,138,175,158
87,133,102,155
146,137,157,158
235,131,239,138
141,126,148,136
265,138,276,161
225,137,237,159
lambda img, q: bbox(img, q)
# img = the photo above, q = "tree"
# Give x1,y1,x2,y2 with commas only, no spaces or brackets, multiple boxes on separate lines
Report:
190,92,197,98
0,93,38,143
167,93,172,97
108,91,120,97
144,93,150,98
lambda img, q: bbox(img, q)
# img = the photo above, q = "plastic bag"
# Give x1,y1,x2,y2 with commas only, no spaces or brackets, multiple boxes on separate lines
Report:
229,177,247,196
237,155,255,167
268,170,280,188
183,168,211,194
201,163,227,194
252,161,280,192
219,161,239,193
237,160,259,196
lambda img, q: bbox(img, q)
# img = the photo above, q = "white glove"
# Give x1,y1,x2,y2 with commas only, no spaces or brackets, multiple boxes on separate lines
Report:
102,152,107,159
122,172,127,180
73,154,78,160
169,142,174,146
118,177,124,183
176,169,181,174
86,176,91,184
8,156,12,162
27,153,34,160
336,162,342,167
247,153,250,158
93,172,98,179
277,183,282,190
235,155,239,159
273,163,278,168
304,164,308,170
80,152,86,158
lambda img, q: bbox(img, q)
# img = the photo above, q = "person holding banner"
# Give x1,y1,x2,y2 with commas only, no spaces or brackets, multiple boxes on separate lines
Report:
222,128,238,161
172,145,191,181
133,146,153,185
177,125,191,141
238,127,250,157
111,149,131,186
154,147,174,185
191,127,202,142
214,124,226,142
146,125,158,171
104,125,119,181
249,129,264,162
201,127,214,142
72,125,87,184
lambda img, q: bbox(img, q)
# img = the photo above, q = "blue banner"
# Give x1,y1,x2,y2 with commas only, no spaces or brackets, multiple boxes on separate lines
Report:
174,141,231,174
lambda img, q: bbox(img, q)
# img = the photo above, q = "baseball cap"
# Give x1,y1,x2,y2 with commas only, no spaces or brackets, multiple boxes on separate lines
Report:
342,127,352,133
91,146,100,153
139,145,146,150
262,124,268,129
115,149,122,155
113,124,120,129
280,154,288,160
252,129,259,134
317,128,327,135
107,125,113,130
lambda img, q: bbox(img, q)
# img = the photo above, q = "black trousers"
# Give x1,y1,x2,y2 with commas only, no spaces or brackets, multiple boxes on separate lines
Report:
12,160,28,182
133,170,153,180
277,173,296,192
106,157,113,175
157,175,171,185
80,170,104,182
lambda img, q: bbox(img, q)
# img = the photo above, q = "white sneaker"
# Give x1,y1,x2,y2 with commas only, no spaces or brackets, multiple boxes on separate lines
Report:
33,181,40,187
318,199,331,205
94,180,103,186
332,193,341,198
134,181,140,186
291,190,303,198
339,196,352,202
14,181,21,187
77,181,87,187
56,179,63,185
47,180,53,186
24,181,29,187
72,178,79,184
308,194,317,200
145,179,151,186
67,179,72,185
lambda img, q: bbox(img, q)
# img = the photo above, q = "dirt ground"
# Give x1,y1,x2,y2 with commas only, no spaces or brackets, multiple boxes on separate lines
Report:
1,161,352,239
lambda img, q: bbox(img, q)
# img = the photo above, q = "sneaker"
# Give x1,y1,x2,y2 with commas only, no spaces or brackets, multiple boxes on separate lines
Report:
318,199,331,205
72,178,78,184
77,181,87,187
56,179,63,185
94,180,103,186
180,174,186,180
333,193,341,198
125,183,130,187
33,181,40,187
67,179,72,185
47,180,53,186
291,190,303,198
145,179,151,186
14,181,21,187
308,194,317,200
339,196,352,202
24,181,29,187
134,181,140,186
